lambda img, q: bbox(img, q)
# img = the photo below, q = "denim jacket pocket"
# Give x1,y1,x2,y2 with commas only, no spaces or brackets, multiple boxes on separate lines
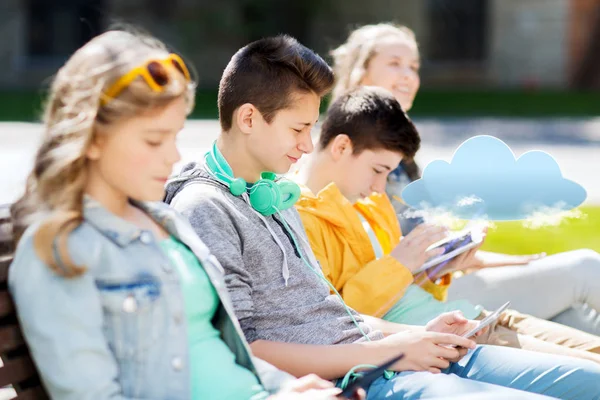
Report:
96,275,166,362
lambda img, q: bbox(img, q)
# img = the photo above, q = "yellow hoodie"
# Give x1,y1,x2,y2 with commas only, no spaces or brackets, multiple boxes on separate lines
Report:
296,183,451,318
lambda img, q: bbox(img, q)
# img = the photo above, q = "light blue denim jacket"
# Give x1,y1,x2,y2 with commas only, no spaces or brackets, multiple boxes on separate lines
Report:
9,197,292,400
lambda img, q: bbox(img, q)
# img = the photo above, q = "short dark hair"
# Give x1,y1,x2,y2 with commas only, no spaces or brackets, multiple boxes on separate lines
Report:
319,86,421,159
218,35,334,131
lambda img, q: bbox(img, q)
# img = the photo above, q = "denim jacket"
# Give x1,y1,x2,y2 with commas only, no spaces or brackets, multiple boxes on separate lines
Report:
386,162,424,235
9,197,292,400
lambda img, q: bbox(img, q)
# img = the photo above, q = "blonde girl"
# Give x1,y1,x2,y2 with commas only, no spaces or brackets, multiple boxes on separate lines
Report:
9,29,346,400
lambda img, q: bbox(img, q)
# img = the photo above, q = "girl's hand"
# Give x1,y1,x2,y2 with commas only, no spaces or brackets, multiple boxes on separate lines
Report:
270,374,345,399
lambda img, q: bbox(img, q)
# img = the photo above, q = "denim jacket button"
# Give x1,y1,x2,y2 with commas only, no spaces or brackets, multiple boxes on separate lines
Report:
173,314,183,325
122,295,138,313
139,231,153,244
171,357,183,371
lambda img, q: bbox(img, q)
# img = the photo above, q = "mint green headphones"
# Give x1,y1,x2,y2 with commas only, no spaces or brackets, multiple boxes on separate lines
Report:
204,142,301,216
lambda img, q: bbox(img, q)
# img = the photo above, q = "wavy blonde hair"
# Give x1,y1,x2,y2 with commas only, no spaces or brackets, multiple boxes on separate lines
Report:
330,23,418,102
11,30,196,277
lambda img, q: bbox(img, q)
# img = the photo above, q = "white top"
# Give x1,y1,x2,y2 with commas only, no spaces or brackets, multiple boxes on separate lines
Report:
357,213,384,260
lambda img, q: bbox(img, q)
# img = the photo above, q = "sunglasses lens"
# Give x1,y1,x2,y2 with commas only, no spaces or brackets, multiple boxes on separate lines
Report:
147,61,169,86
171,59,187,78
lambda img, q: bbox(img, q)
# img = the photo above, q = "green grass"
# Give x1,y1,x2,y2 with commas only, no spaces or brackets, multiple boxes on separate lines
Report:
481,206,600,255
0,89,222,122
0,90,46,122
3,89,600,121
409,89,600,117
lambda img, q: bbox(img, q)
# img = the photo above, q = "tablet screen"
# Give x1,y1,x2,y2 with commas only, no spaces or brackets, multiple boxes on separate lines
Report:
437,233,473,255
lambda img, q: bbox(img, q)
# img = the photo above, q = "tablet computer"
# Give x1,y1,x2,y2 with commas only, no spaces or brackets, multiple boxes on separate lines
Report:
412,226,485,276
462,301,511,339
446,301,511,349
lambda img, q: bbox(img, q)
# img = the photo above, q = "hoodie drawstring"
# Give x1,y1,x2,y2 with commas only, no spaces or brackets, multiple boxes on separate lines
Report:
241,193,290,286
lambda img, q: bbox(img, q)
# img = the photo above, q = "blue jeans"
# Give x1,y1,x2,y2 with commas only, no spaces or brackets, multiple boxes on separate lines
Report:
365,345,600,399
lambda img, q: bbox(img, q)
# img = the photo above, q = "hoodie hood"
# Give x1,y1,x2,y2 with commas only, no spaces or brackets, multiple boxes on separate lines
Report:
296,183,403,255
296,183,400,234
164,160,312,287
296,183,361,229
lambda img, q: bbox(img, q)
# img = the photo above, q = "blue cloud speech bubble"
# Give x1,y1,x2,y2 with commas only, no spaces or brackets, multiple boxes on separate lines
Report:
401,135,587,220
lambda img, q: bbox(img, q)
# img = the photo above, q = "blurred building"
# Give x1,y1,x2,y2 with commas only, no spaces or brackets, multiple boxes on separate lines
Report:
1,0,600,89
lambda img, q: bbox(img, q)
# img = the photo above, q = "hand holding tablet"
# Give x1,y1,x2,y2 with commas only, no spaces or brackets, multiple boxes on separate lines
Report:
391,224,449,272
411,225,486,276
443,302,510,350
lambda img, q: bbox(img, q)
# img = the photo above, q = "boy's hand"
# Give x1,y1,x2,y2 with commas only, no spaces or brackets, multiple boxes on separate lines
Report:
425,311,488,339
424,311,487,362
391,224,448,272
376,330,476,374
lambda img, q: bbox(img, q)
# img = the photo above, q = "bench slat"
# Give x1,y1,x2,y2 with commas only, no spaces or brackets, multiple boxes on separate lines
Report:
0,228,12,256
0,291,15,320
0,243,12,259
0,204,13,259
0,207,47,398
14,386,49,400
0,255,11,284
0,357,38,388
0,324,25,353
0,242,13,258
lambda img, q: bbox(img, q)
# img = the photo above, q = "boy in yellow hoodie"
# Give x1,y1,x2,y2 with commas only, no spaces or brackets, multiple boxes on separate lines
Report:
295,86,600,363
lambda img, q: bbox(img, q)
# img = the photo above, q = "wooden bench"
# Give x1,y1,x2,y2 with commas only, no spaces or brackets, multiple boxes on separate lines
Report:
0,205,49,399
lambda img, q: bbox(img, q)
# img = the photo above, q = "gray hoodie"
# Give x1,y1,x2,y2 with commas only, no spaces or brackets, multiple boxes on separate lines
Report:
164,162,383,345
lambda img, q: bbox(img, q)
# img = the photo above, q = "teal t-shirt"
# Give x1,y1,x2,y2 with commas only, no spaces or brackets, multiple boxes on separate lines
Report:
160,237,269,400
383,284,483,325
356,213,482,325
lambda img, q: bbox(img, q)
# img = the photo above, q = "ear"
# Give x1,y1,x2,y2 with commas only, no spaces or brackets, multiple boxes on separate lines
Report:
329,134,353,162
85,134,105,161
235,103,258,135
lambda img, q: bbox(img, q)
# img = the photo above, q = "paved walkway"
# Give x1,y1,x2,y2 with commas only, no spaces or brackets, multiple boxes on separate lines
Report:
1,119,598,205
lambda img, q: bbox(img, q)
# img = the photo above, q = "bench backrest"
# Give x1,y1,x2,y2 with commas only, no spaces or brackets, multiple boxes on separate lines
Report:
0,205,49,399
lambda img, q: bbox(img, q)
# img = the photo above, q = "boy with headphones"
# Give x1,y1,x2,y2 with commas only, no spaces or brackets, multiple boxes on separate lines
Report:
164,35,600,399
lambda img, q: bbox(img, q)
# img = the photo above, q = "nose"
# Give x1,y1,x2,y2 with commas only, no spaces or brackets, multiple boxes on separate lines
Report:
298,129,314,155
400,67,413,82
166,138,182,166
404,65,421,85
371,174,388,194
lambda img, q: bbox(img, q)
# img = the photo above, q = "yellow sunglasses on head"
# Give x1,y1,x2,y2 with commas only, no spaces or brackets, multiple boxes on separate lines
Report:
101,53,191,106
